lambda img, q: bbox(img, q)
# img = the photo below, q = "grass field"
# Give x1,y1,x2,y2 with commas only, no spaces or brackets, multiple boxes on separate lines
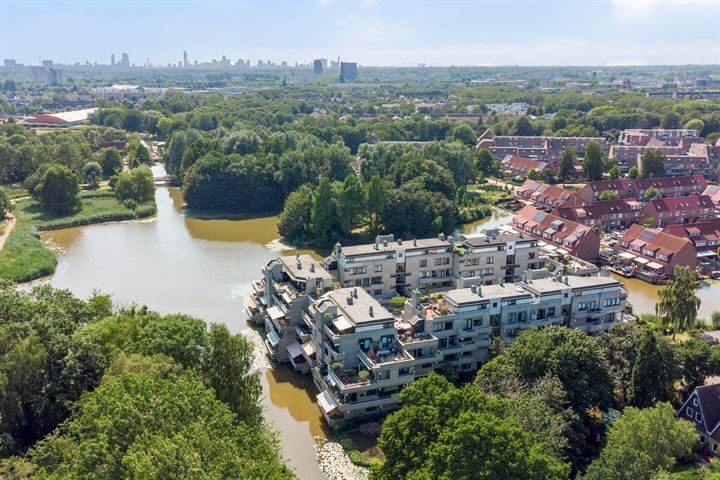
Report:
1,184,30,200
0,190,155,282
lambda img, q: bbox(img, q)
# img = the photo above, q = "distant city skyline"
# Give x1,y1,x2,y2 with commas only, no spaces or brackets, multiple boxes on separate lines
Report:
1,0,719,67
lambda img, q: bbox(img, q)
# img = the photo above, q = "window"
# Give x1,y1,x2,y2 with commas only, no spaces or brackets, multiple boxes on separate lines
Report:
693,397,698,407
528,252,535,259
420,260,427,268
374,265,382,273
473,317,483,327
507,312,517,323
548,307,555,317
433,322,443,332
444,321,454,331
464,318,473,330
371,276,382,285
687,407,694,418
358,338,372,351
696,412,702,423
486,257,494,264
373,289,382,295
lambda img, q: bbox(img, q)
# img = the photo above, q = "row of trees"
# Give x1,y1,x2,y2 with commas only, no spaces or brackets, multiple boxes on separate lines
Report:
372,323,720,479
0,283,290,478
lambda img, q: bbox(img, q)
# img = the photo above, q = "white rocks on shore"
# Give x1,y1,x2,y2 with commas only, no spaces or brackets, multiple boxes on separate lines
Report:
244,327,273,370
315,439,369,480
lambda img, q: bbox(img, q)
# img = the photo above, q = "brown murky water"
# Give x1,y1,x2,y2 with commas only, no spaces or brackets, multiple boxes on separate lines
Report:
41,184,328,479
612,274,720,320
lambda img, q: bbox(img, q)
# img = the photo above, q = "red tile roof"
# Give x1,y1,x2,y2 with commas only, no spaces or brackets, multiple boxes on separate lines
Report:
645,194,714,213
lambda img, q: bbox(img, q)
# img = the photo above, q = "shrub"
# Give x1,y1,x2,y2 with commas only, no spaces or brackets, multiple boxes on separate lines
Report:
114,166,154,203
389,296,408,310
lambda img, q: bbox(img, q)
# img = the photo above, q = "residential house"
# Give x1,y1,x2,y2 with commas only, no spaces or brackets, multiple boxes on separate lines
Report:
619,128,701,147
676,383,720,457
513,205,601,261
476,129,608,167
577,179,635,204
615,224,697,279
641,194,714,227
634,176,708,201
453,231,541,285
664,218,720,259
554,199,642,231
515,180,583,210
501,155,548,177
703,185,720,207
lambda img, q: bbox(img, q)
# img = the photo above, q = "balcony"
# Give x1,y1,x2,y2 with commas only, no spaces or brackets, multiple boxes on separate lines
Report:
323,324,341,343
358,348,414,370
324,341,346,362
397,332,438,349
295,323,312,343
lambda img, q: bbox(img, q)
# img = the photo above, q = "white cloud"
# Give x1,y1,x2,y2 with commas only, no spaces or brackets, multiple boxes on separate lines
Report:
610,0,718,21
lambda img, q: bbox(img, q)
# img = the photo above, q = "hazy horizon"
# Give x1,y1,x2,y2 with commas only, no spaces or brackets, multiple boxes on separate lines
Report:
1,0,719,68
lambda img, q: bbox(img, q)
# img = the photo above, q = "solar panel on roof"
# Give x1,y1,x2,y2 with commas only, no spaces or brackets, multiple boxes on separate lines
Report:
533,212,547,222
639,230,657,243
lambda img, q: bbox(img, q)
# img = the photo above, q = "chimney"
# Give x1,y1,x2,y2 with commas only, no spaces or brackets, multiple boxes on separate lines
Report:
398,238,402,245
353,288,358,298
335,242,342,254
471,285,477,294
447,235,453,244
413,239,417,247
383,240,388,247
374,243,378,250
369,306,374,317
438,233,446,240
477,286,482,297
347,295,354,305
310,264,315,273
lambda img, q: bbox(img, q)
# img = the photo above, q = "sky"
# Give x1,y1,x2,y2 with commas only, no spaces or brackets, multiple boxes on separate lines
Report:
1,0,719,67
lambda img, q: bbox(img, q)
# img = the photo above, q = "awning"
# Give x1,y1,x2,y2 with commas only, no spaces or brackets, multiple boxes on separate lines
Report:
317,390,339,414
267,306,285,321
332,315,353,332
281,291,293,304
630,239,646,248
557,248,570,255
267,329,280,347
538,241,548,247
543,245,557,252
634,257,649,265
396,322,412,331
302,341,316,357
618,252,636,260
246,296,257,310
698,250,716,258
646,261,664,270
286,341,303,360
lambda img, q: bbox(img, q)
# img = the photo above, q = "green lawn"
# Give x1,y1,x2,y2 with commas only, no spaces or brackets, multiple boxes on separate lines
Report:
0,191,155,282
1,184,30,200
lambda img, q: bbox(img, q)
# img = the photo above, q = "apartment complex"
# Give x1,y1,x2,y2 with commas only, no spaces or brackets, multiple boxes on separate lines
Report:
619,128,701,147
329,235,454,300
513,205,601,261
515,180,583,209
307,273,626,424
259,254,334,367
453,232,541,285
577,179,636,204
476,129,608,166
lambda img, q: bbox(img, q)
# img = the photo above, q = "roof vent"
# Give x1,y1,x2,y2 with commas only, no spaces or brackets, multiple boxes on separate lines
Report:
309,264,315,272
368,306,374,317
353,288,358,298
413,239,417,246
471,285,478,293
439,233,446,240
347,295,354,305
447,235,453,244
374,243,378,250
383,240,388,247
398,238,403,245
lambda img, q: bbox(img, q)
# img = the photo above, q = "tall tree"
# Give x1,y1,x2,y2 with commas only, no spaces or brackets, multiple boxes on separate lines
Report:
557,149,576,182
656,265,700,339
34,164,80,215
0,189,10,218
337,174,365,237
99,147,123,177
582,141,604,181
310,177,339,244
630,331,676,407
277,185,314,241
640,149,667,179
365,175,387,235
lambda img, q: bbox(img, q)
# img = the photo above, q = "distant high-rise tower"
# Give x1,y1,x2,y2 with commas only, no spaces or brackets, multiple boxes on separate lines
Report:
313,59,323,75
121,53,129,68
48,68,63,86
183,50,188,67
111,54,115,66
340,62,358,82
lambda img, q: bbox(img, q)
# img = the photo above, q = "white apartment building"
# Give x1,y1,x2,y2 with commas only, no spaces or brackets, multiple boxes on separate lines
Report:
307,272,627,425
454,231,541,285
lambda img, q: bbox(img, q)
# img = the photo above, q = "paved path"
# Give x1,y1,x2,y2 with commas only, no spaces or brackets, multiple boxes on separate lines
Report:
0,214,16,252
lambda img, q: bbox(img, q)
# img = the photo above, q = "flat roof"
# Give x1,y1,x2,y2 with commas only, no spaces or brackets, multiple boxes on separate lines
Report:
445,283,531,306
278,254,332,282
323,287,393,325
523,275,620,294
339,237,452,257
461,232,533,247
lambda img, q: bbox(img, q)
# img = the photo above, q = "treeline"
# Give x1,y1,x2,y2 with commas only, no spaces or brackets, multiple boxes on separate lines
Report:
277,141,496,245
371,323,720,480
0,283,292,478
